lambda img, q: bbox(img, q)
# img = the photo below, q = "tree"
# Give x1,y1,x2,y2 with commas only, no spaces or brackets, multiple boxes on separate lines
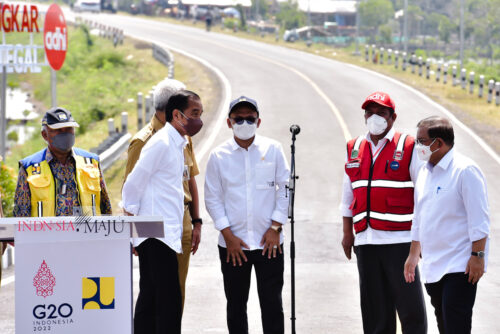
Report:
467,0,500,64
438,15,455,43
359,0,394,27
359,0,395,39
275,1,306,31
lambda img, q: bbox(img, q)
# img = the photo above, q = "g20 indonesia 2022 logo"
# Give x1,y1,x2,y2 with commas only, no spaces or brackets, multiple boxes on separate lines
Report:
82,277,115,309
33,260,56,298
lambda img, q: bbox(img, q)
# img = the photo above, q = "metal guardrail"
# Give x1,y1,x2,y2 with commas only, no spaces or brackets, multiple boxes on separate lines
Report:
152,43,175,79
364,44,500,106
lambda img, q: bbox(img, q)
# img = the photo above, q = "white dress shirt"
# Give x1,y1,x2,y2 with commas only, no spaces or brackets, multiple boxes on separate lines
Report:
205,135,290,250
122,122,187,253
412,148,490,283
340,128,424,246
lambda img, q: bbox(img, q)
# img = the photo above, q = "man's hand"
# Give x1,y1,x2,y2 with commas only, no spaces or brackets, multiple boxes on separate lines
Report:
221,228,249,266
465,256,485,284
191,223,202,255
123,209,133,216
342,217,355,260
260,223,282,259
404,254,419,283
342,231,355,260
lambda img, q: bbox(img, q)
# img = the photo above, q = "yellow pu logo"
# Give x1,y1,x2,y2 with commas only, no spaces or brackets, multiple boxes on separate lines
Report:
82,277,115,309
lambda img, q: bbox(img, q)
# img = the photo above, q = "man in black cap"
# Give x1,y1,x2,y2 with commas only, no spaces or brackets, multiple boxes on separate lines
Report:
14,107,112,217
205,96,290,334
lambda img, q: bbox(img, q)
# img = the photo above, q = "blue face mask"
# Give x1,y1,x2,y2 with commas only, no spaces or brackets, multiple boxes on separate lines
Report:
51,133,75,152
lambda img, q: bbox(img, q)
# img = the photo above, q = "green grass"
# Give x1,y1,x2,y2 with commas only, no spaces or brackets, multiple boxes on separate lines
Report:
2,22,218,214
5,25,170,170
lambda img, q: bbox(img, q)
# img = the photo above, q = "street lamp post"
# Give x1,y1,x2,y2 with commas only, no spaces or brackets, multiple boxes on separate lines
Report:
354,0,360,55
403,0,408,53
459,0,464,70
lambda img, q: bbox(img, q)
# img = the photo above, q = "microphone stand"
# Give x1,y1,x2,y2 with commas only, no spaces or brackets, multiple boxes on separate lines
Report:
287,125,300,334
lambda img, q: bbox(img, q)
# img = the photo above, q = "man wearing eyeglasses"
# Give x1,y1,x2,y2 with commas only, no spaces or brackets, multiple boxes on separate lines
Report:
405,116,490,334
205,96,290,334
340,92,427,333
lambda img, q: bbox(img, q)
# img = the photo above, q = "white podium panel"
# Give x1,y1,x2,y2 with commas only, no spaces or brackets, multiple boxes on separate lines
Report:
14,217,132,334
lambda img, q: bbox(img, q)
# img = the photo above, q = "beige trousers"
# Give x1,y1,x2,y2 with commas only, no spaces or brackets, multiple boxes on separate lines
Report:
176,207,192,312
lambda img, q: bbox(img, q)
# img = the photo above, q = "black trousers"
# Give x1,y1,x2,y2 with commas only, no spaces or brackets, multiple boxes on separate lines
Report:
134,238,182,334
218,245,284,334
354,243,427,334
425,273,478,334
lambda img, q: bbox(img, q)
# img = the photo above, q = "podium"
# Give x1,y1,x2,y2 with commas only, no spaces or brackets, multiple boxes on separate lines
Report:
0,216,163,334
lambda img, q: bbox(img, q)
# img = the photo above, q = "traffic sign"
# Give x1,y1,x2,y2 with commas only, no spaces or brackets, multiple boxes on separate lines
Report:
44,4,67,71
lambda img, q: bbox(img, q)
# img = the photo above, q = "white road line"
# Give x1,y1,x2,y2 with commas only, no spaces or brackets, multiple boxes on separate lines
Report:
1,274,15,287
346,63,500,166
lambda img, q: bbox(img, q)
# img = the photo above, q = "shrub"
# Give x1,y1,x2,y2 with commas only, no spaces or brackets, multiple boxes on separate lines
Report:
0,162,17,217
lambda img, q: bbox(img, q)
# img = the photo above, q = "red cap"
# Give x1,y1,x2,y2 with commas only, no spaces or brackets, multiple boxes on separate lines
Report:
361,91,395,111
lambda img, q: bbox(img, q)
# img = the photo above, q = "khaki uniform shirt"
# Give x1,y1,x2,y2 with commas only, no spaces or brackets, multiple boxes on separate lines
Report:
124,114,199,203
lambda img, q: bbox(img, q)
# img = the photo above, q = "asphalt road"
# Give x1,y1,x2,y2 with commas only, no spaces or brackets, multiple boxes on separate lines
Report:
1,12,499,334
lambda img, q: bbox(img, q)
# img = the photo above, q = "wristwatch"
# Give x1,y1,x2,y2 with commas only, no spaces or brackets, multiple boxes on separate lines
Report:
271,225,282,233
471,251,485,258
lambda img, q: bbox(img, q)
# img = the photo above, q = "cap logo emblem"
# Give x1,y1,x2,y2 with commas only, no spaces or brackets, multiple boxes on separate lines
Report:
368,93,386,101
57,113,68,121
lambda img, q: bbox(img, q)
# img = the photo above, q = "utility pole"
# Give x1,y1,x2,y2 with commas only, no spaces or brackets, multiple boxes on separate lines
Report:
459,0,464,69
255,0,259,20
403,0,408,53
307,0,311,26
354,0,360,55
0,67,6,160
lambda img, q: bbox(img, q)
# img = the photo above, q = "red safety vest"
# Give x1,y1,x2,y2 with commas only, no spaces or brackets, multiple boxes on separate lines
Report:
345,132,415,234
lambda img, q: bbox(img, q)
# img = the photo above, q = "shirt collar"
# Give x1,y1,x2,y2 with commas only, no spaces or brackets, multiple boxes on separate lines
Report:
166,122,187,148
46,148,75,164
434,147,454,171
229,135,259,151
365,127,395,144
151,114,165,133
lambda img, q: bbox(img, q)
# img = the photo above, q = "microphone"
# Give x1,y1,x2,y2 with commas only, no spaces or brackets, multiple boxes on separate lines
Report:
290,124,301,135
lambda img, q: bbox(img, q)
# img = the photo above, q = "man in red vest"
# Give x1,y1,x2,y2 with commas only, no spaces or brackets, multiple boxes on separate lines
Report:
341,92,427,333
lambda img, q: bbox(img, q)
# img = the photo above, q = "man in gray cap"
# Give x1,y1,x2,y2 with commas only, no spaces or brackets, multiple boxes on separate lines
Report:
205,96,290,334
14,107,112,217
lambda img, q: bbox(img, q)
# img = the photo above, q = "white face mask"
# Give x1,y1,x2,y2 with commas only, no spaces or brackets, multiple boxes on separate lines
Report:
366,114,388,135
416,139,439,161
232,122,257,140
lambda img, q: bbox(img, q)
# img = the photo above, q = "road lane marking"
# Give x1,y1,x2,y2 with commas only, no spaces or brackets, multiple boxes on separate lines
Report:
346,63,500,166
1,274,15,287
111,17,352,142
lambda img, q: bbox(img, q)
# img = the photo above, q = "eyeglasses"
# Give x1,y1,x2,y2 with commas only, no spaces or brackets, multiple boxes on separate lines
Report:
231,116,257,125
416,138,436,145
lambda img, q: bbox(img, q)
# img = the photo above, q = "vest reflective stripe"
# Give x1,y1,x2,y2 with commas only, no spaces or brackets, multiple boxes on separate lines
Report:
350,136,364,159
353,211,414,223
352,180,414,189
24,149,102,217
37,201,43,217
396,134,407,152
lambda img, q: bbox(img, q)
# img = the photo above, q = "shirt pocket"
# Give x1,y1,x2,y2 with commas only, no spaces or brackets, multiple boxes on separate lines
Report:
255,162,276,190
80,165,101,193
27,174,52,200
